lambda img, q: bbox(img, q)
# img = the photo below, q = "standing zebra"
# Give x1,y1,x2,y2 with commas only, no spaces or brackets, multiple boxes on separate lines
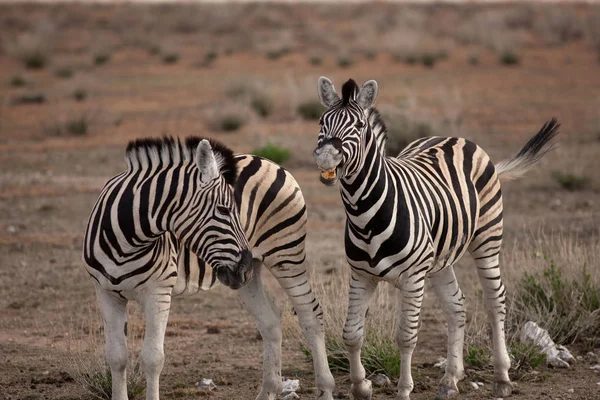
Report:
83,137,334,400
313,77,558,400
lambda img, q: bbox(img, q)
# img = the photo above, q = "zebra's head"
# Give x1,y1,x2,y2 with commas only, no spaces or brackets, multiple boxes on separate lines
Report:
313,77,378,186
180,139,252,290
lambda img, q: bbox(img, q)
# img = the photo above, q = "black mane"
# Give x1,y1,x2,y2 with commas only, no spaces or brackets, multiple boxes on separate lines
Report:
125,136,238,186
341,79,359,105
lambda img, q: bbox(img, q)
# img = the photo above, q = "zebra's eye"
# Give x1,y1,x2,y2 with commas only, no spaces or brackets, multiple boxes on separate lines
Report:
355,121,365,129
216,206,230,215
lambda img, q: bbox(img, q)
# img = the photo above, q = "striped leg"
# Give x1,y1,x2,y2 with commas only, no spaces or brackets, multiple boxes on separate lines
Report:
395,275,425,400
430,267,466,399
271,264,335,400
140,288,172,400
96,287,129,400
471,251,512,396
238,260,283,400
344,270,378,400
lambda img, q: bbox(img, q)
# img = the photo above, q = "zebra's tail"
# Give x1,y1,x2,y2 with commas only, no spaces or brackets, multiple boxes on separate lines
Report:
495,118,559,181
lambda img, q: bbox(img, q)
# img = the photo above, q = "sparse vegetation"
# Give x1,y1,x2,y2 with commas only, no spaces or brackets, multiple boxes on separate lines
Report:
11,93,46,105
219,115,243,131
44,113,94,136
199,50,218,67
73,89,87,102
552,171,590,191
383,112,435,156
309,55,323,66
7,31,53,69
266,47,290,60
499,49,520,65
337,55,354,68
421,53,436,68
55,67,74,79
205,103,251,132
162,52,180,64
93,52,111,66
10,75,26,87
225,82,273,118
252,142,291,165
250,95,273,118
468,53,480,65
297,101,324,120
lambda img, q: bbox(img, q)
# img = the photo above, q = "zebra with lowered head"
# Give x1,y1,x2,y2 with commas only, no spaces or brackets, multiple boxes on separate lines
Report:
83,137,334,400
313,77,558,400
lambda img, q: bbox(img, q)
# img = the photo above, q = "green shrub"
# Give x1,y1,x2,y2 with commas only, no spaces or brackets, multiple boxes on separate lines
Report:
250,95,273,118
514,260,600,343
80,364,144,400
266,48,290,60
55,67,74,79
297,101,325,120
421,53,436,68
464,345,490,369
499,49,520,66
24,51,47,69
66,117,89,136
469,53,480,66
253,143,291,165
94,53,111,66
220,115,244,131
162,52,179,64
10,75,26,87
364,49,378,60
309,55,323,66
337,55,354,68
11,93,46,105
73,89,87,102
302,335,400,379
552,171,590,191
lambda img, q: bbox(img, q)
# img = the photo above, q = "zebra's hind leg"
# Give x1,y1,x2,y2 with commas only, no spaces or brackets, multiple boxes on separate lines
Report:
344,270,378,400
270,263,335,400
394,274,426,400
95,286,129,400
238,260,283,400
469,249,512,397
140,288,172,400
429,267,466,399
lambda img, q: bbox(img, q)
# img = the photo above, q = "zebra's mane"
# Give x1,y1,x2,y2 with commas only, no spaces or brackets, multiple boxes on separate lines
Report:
341,79,359,105
367,107,388,156
125,136,238,185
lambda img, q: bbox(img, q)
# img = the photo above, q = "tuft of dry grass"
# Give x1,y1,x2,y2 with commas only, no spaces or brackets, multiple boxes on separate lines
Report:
4,27,55,69
64,306,145,400
204,102,253,132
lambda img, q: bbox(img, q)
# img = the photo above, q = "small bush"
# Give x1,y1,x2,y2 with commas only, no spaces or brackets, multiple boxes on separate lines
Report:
66,117,89,136
253,143,291,165
11,93,46,105
23,52,47,69
93,53,111,66
309,55,323,66
404,54,418,65
364,49,378,60
200,50,218,67
385,113,435,156
10,75,26,87
464,345,490,369
468,53,480,66
162,52,180,64
219,115,244,131
499,49,520,66
266,47,290,60
337,55,354,68
45,113,94,136
55,67,74,79
7,31,54,70
297,101,325,120
73,89,87,102
421,53,436,68
81,364,144,400
250,95,273,118
552,171,590,191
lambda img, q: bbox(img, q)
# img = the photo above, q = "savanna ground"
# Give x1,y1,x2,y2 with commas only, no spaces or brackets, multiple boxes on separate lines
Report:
1,2,599,400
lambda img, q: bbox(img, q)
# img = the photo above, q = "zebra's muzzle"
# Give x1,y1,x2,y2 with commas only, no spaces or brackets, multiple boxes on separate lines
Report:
319,168,338,186
215,249,253,290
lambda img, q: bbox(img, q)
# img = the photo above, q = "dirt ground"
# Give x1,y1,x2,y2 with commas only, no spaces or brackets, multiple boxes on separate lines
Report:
1,3,599,400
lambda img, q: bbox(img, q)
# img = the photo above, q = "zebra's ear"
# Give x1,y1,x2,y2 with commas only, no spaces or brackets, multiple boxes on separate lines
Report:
195,139,220,184
357,80,378,109
317,76,339,108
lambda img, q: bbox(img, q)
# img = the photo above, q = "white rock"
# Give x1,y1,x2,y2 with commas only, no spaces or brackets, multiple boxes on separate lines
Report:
434,357,447,368
7,225,17,233
520,321,571,368
590,364,600,370
369,373,391,387
282,379,300,395
567,388,574,393
469,381,479,389
196,378,216,391
282,393,300,400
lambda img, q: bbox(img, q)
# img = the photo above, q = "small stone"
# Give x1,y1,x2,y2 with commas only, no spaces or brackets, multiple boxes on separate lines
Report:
282,379,300,395
369,373,391,387
7,225,17,233
469,381,479,390
196,378,216,391
476,382,484,387
282,393,300,400
567,388,574,393
590,364,600,370
434,357,447,368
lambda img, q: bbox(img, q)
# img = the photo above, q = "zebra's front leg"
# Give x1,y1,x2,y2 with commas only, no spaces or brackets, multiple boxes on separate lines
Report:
140,288,172,400
395,277,425,400
238,260,282,400
96,286,129,400
271,264,335,400
344,271,378,400
430,267,466,399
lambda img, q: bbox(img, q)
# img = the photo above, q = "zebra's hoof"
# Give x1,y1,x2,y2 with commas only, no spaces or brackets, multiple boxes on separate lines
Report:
493,380,513,397
435,385,459,399
350,379,372,400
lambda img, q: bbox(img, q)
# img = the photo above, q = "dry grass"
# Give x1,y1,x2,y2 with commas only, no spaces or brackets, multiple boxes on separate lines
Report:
64,306,145,400
204,102,253,132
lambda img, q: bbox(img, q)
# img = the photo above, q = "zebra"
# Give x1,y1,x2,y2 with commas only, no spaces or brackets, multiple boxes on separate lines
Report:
83,137,335,400
312,77,558,400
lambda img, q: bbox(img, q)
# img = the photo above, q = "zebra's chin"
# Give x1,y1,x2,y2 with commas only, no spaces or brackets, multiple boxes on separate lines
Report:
214,249,254,290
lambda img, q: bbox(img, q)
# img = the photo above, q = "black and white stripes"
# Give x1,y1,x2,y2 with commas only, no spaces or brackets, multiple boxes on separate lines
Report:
314,77,558,400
